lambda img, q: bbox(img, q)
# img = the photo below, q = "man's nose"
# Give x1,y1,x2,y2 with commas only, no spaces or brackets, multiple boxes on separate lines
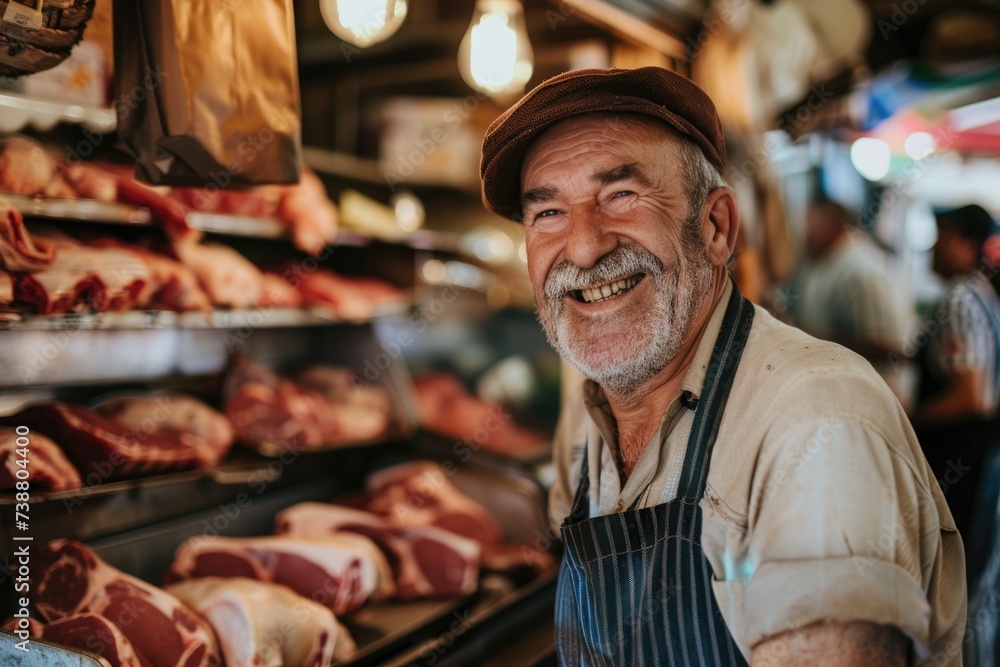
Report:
563,213,618,270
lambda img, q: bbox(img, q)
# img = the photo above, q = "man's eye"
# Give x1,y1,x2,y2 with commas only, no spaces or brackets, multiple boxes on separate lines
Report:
535,209,561,220
611,191,634,199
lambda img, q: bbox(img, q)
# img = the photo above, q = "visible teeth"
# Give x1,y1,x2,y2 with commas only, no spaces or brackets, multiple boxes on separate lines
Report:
577,275,640,303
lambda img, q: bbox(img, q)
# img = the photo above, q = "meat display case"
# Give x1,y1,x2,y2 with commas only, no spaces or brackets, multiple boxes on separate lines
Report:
0,199,559,667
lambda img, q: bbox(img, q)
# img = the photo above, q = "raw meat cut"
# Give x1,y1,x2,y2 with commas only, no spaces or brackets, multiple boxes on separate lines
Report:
173,240,263,309
413,373,547,453
0,198,55,271
166,577,352,667
0,136,54,196
165,534,394,616
364,461,504,548
43,614,148,667
0,269,12,304
0,426,81,492
278,168,338,255
61,163,118,202
95,162,195,240
93,394,234,466
223,355,391,455
32,539,221,667
297,269,401,320
1,403,221,481
259,271,303,308
89,237,211,312
276,502,481,599
14,231,150,314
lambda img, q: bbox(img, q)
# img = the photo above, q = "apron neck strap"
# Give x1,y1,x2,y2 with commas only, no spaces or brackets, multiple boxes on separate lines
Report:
675,279,755,499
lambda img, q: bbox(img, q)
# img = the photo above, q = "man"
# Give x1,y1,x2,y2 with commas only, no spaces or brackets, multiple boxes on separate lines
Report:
479,67,965,665
789,198,913,408
913,204,1000,575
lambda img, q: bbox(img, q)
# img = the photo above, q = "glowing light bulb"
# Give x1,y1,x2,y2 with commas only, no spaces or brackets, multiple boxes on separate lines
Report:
850,137,891,181
320,0,408,48
459,0,534,101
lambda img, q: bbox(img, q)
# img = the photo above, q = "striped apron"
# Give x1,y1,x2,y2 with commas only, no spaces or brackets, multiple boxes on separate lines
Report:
555,282,754,666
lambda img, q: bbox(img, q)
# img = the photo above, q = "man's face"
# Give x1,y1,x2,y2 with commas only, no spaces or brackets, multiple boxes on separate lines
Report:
519,114,715,395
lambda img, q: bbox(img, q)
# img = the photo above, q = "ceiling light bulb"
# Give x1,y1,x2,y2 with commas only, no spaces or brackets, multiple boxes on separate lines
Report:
459,0,534,102
320,0,408,48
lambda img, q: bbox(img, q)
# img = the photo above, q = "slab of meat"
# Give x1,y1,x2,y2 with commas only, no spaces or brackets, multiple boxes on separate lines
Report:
0,268,12,304
165,534,394,616
89,237,211,312
93,394,234,467
297,269,401,320
0,197,56,272
166,577,351,667
32,539,221,667
45,614,149,667
14,231,150,314
0,137,54,196
259,271,303,308
94,162,195,241
413,373,547,453
173,240,263,309
223,355,391,455
364,461,505,548
276,502,481,599
0,426,81,492
278,168,338,256
1,403,220,481
61,163,119,202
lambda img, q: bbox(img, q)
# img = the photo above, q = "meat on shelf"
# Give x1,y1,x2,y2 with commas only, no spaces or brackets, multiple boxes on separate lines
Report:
0,426,81,492
166,577,357,667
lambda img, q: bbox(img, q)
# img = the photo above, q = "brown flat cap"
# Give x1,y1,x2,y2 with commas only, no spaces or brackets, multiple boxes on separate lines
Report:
480,66,726,220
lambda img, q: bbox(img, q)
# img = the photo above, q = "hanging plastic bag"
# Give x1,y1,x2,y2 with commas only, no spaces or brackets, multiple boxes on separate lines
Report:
112,0,302,186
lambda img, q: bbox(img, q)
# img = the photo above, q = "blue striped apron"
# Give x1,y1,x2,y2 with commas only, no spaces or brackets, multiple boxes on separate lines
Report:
555,282,754,666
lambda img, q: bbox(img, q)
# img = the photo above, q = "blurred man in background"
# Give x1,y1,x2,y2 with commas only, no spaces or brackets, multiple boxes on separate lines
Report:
790,198,914,409
914,204,1000,569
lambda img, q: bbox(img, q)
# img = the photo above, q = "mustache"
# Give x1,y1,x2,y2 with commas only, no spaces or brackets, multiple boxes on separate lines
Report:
543,244,664,301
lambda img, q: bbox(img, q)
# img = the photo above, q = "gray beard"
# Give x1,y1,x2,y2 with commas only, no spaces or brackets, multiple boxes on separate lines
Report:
537,230,714,400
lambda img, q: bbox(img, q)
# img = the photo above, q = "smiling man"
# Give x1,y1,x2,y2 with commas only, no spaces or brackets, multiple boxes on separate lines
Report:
480,68,965,666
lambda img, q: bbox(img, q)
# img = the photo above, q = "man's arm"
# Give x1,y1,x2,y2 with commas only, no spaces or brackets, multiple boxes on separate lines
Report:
914,368,989,425
751,622,909,666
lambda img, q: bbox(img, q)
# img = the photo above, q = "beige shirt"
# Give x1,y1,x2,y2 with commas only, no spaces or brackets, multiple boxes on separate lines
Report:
549,281,967,665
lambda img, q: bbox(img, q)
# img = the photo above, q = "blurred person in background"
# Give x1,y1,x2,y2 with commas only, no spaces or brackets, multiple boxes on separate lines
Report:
913,204,1000,577
789,198,914,409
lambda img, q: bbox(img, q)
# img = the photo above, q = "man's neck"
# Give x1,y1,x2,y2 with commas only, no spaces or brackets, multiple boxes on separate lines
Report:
604,273,730,475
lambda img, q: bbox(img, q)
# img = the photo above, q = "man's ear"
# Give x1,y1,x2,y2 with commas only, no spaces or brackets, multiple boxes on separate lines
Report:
702,188,739,267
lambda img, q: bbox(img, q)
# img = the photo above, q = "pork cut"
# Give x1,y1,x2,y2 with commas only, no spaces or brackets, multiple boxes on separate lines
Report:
89,237,211,312
165,534,394,616
277,168,338,256
166,577,353,667
223,355,391,455
276,502,481,599
93,394,234,466
172,240,263,309
364,461,504,548
0,197,55,272
259,271,303,308
44,614,148,667
1,403,221,481
297,269,401,320
0,137,54,196
0,426,81,492
32,540,221,667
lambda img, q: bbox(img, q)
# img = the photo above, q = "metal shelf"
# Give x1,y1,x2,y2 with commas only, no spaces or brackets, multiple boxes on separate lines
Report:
8,195,461,252
0,91,116,134
0,302,411,331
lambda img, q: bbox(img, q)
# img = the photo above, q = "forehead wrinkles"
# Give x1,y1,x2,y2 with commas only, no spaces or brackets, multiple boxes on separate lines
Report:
521,116,683,193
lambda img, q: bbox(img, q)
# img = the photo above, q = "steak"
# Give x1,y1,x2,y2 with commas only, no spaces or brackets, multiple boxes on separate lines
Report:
276,502,481,599
166,577,353,667
165,534,394,616
0,426,81,492
0,197,55,271
32,539,221,667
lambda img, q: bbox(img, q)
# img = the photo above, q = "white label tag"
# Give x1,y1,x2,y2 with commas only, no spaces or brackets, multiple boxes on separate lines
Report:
3,3,43,30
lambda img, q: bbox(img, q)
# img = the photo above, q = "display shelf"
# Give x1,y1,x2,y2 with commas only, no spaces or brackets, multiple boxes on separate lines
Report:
8,194,461,252
0,301,411,331
0,91,116,134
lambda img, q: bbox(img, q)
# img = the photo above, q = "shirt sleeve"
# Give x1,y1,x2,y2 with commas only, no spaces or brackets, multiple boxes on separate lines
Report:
835,269,909,348
741,412,963,661
936,286,983,372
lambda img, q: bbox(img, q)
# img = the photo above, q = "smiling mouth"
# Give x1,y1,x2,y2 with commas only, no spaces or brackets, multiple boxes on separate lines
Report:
571,273,645,303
